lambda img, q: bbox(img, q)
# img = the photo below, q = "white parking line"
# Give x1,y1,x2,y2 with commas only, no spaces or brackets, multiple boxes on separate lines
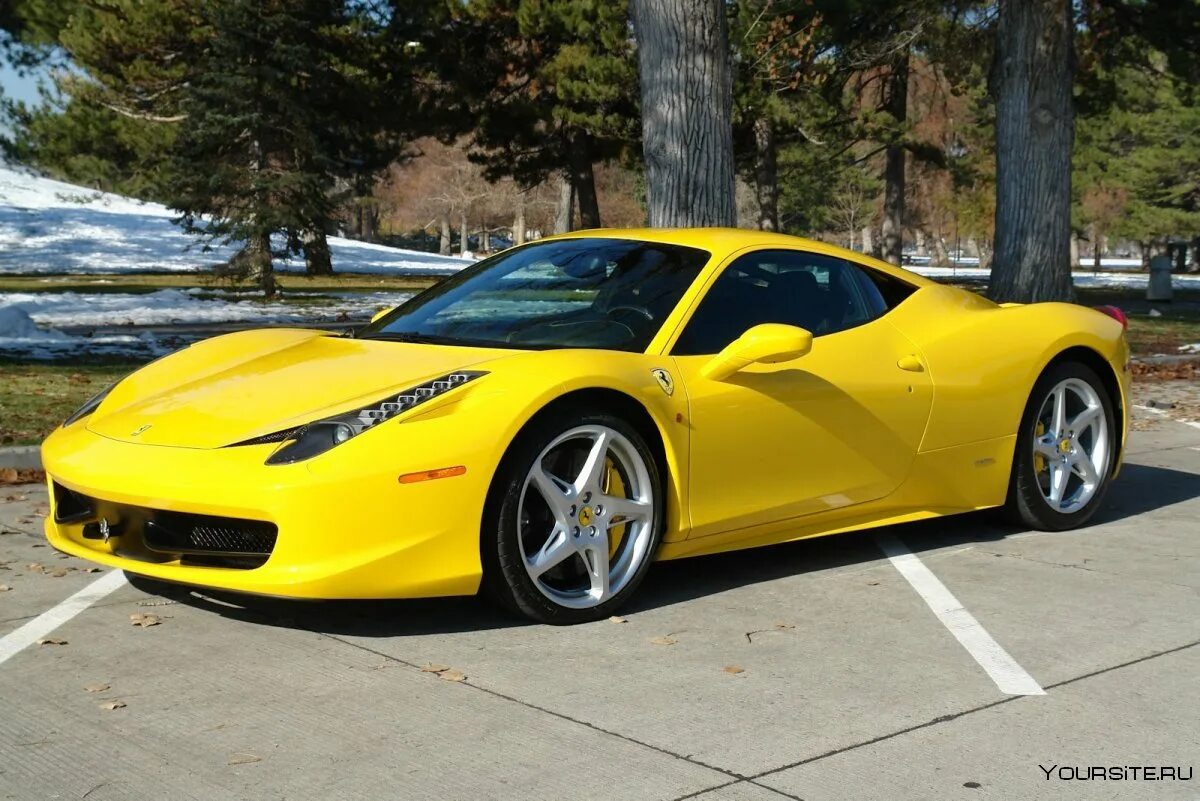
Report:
875,532,1045,697
0,570,127,667
1134,404,1200,431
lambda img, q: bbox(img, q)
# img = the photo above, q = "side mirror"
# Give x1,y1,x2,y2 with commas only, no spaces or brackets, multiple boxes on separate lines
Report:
700,323,813,381
370,306,395,324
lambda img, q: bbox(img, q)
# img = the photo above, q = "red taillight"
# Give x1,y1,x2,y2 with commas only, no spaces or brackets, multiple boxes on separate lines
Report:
1094,305,1128,330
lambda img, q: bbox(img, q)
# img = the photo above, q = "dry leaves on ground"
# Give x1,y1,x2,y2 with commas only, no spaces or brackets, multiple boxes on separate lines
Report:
421,663,468,682
723,665,745,675
84,683,110,693
0,469,45,486
608,616,628,624
38,637,67,646
129,613,162,628
99,700,126,711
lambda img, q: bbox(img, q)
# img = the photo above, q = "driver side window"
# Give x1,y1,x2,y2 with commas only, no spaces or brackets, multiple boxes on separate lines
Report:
672,250,884,356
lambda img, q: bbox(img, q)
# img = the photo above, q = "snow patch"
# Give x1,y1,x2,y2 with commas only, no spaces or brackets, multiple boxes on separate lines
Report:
0,305,159,360
0,165,474,276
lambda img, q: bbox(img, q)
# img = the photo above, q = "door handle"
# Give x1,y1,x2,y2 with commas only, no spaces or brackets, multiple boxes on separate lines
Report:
897,354,924,372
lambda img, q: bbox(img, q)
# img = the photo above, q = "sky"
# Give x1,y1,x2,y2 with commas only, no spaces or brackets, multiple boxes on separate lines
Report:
0,59,48,106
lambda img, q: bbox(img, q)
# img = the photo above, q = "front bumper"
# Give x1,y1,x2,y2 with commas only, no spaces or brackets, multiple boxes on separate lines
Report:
42,419,493,599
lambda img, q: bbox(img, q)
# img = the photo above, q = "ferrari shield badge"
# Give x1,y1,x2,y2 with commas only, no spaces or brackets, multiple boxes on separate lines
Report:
651,368,674,396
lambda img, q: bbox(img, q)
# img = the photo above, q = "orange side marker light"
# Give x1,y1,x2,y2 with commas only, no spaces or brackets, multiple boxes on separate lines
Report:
398,465,467,484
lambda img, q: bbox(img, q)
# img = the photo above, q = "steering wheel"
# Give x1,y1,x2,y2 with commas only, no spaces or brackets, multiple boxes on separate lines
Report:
605,304,654,322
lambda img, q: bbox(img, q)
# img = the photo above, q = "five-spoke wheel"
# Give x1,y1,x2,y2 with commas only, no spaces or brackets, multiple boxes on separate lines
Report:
484,409,663,624
1007,360,1116,530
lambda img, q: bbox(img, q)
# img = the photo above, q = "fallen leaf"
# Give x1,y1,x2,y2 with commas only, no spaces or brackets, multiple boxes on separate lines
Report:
228,753,262,766
867,581,880,586
0,584,10,592
84,683,111,693
136,599,176,607
99,700,126,711
649,635,678,646
0,468,17,483
608,615,628,624
49,568,69,578
26,563,44,573
420,663,450,674
83,567,102,573
963,781,982,789
129,613,161,628
723,665,745,675
439,669,467,682
774,623,795,630
38,637,67,646
4,493,28,502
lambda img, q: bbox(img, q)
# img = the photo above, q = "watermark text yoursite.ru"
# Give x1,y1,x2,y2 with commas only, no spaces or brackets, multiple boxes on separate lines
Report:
1040,765,1193,781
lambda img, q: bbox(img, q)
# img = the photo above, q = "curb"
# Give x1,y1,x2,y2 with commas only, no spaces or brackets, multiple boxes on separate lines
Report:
0,446,42,470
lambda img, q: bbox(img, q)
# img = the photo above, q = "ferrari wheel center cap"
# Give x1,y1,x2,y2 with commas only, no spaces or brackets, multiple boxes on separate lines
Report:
1058,438,1072,454
577,506,593,527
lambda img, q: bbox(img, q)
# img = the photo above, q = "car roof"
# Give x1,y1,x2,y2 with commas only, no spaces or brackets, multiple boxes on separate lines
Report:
545,227,935,287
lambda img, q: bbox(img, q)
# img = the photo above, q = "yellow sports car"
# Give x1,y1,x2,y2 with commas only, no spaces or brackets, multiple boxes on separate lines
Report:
43,229,1130,623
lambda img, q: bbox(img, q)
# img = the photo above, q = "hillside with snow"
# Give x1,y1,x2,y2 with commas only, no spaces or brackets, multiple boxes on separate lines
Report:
0,165,472,276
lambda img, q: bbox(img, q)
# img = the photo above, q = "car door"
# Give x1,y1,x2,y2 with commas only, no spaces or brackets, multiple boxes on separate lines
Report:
669,249,934,539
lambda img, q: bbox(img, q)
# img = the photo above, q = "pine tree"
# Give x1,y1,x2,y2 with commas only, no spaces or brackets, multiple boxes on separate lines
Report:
438,0,638,230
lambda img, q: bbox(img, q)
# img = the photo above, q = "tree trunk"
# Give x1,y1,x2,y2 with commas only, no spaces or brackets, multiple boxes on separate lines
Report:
482,229,491,253
932,234,950,267
554,175,575,234
753,117,779,231
862,226,875,257
880,49,909,266
989,0,1075,302
631,0,736,227
460,210,469,256
361,202,377,243
1091,224,1102,273
567,133,602,229
1069,231,1080,272
514,201,526,246
250,232,276,298
302,227,332,276
439,215,451,255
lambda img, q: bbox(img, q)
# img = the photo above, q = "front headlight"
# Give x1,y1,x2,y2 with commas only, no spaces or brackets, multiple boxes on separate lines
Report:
62,383,117,427
263,370,487,465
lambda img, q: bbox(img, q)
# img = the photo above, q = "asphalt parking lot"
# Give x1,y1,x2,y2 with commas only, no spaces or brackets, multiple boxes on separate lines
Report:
1,406,1197,801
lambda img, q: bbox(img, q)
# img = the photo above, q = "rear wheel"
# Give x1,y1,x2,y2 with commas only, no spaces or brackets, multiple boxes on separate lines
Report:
1006,360,1116,530
483,409,664,624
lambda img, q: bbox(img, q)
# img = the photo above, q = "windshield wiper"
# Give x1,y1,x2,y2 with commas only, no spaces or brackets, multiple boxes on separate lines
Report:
358,331,508,348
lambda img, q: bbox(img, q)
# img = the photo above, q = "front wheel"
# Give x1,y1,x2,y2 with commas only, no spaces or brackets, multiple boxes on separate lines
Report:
1005,360,1116,530
483,410,664,624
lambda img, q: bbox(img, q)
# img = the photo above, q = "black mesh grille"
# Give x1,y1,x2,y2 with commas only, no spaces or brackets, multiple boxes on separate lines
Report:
229,426,303,447
144,512,277,556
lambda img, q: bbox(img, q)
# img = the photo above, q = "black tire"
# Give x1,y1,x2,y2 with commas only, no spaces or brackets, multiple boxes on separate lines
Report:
1004,360,1117,531
481,407,665,624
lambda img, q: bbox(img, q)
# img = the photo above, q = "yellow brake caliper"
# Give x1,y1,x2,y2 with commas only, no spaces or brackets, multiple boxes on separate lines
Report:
604,457,626,559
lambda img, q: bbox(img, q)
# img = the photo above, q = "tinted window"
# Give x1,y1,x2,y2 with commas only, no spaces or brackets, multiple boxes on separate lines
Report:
359,238,709,352
672,250,884,356
857,265,918,309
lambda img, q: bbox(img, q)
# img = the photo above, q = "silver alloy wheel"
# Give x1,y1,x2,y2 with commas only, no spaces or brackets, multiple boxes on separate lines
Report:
1033,377,1110,514
517,424,655,609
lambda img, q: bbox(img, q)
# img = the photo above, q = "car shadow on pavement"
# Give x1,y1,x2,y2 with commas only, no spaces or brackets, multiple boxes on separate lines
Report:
126,463,1200,634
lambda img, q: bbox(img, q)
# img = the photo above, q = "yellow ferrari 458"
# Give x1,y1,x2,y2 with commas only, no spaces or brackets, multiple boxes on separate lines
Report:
42,229,1130,623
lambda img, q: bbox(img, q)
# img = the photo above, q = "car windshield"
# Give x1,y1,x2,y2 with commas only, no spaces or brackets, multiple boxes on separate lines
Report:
358,238,711,352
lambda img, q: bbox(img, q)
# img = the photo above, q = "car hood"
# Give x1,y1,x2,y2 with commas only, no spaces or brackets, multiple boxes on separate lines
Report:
87,329,509,449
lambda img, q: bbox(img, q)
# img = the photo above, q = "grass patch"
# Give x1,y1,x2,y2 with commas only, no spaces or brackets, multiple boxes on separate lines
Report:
1127,316,1200,355
0,362,142,446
